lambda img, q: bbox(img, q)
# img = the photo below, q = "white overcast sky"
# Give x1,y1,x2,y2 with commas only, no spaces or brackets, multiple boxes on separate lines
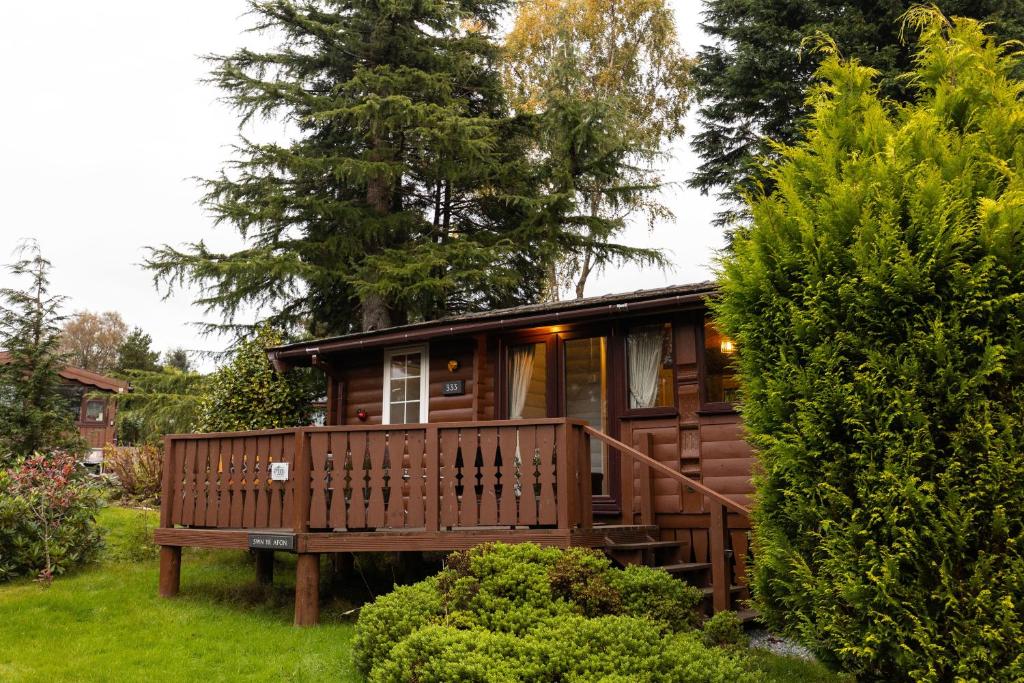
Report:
0,1,722,371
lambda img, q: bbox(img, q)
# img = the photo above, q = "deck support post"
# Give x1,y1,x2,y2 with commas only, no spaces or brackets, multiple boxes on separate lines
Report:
294,553,320,626
709,501,729,613
158,546,181,598
255,550,274,585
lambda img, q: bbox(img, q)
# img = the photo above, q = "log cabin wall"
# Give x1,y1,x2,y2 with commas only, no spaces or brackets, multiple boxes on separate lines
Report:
320,306,755,525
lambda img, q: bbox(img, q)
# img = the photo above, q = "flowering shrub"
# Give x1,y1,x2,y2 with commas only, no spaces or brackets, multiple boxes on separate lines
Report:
102,444,163,501
0,453,103,583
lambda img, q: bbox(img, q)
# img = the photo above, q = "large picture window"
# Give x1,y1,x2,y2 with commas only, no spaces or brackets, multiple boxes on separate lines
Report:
626,323,674,409
383,346,429,424
703,319,739,407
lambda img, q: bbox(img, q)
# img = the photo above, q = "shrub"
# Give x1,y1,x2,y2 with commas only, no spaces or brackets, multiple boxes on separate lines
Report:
102,444,163,501
369,616,756,683
715,10,1024,680
351,578,442,677
0,454,103,582
611,564,704,632
701,611,746,648
354,543,733,680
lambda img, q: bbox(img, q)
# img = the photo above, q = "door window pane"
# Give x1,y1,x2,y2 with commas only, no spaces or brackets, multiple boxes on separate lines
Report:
507,342,547,419
627,323,674,409
85,399,105,422
563,337,608,494
703,319,739,404
386,350,424,424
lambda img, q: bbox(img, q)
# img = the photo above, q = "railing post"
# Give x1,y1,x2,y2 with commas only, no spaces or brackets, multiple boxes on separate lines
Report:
619,444,635,526
638,433,656,526
160,435,174,529
158,435,181,598
555,422,572,530
578,428,593,529
709,499,730,613
292,428,310,533
425,425,440,532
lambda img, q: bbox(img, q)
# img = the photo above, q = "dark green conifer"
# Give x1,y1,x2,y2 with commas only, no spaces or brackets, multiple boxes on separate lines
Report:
147,0,549,335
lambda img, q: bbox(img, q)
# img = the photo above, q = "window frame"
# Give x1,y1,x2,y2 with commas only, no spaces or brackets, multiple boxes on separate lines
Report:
621,319,678,418
698,316,739,414
382,344,430,425
82,398,107,424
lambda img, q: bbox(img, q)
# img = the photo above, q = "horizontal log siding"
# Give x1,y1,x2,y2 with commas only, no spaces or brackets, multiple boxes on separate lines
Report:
428,341,475,423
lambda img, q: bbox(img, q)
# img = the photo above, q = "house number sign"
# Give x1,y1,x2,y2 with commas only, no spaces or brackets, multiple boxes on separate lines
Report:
442,380,465,396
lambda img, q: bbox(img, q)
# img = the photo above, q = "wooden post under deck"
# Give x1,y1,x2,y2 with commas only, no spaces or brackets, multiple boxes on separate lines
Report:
709,500,730,613
294,553,320,626
255,551,274,585
159,546,181,598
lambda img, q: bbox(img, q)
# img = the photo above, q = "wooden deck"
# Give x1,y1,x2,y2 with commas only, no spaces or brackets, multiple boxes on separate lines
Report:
156,418,752,625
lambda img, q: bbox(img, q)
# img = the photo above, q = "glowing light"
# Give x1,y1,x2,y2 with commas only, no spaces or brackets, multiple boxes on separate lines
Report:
719,338,736,355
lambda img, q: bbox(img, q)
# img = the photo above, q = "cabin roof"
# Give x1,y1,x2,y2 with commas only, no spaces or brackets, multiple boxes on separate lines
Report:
268,281,717,364
0,352,131,393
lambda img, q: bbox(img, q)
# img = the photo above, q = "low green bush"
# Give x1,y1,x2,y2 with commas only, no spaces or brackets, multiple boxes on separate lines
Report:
101,444,163,501
0,454,103,582
702,611,747,648
353,543,743,681
369,616,756,683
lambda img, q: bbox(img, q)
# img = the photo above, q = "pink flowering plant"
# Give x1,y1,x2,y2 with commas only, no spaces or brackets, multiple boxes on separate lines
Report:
0,453,102,583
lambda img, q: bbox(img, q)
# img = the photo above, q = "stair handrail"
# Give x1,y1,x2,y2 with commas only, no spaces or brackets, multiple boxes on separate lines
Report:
582,426,751,518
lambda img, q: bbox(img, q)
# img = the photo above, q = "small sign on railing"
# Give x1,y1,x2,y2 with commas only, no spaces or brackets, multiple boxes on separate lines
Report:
270,462,290,481
248,532,296,551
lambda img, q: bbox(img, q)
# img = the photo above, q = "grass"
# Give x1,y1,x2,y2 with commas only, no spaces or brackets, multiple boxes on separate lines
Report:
0,505,846,682
0,507,358,682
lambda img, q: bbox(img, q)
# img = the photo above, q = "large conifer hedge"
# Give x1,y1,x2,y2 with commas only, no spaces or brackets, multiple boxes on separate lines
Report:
715,10,1024,680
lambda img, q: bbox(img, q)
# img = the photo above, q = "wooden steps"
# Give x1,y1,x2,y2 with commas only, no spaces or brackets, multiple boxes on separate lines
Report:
601,528,752,617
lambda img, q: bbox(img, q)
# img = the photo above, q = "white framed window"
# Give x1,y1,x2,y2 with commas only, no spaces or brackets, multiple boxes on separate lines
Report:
383,345,429,424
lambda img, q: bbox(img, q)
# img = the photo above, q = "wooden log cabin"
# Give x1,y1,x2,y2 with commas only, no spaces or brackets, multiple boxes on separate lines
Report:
156,283,755,625
0,351,129,462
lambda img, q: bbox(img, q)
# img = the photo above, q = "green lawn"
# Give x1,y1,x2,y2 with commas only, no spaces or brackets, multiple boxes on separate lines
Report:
0,507,358,682
0,506,844,682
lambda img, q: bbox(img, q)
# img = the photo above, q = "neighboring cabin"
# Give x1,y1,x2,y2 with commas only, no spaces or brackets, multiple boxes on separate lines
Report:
0,351,130,460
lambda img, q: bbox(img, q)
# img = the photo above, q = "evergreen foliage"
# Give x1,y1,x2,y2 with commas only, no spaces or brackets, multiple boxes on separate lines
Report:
715,11,1024,679
0,242,84,465
691,0,1024,227
162,347,192,373
353,542,737,682
113,367,206,444
146,0,562,336
116,327,160,372
193,327,314,432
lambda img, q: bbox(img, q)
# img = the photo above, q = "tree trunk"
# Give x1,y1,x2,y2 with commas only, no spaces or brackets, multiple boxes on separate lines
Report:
361,291,391,331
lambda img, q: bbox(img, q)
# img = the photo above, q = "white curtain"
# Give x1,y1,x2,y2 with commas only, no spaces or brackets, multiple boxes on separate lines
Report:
508,345,535,419
628,327,663,409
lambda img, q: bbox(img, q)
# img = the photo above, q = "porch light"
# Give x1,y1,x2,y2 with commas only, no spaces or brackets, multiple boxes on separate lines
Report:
719,337,736,355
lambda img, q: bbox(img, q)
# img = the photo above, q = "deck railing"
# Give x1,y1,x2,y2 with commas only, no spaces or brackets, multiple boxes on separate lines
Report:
160,419,593,534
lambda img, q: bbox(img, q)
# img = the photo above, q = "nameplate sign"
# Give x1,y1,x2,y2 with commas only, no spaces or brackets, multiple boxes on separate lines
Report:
442,380,465,396
248,532,296,552
270,462,290,481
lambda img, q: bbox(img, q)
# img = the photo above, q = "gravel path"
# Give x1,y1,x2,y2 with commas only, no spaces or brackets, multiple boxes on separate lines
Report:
747,629,817,661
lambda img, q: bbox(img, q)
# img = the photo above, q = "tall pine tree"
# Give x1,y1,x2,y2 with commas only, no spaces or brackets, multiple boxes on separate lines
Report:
0,242,84,464
691,0,1024,228
147,0,549,336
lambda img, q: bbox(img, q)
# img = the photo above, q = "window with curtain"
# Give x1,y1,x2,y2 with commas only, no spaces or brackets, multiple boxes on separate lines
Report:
507,342,547,418
626,323,674,409
703,319,739,405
